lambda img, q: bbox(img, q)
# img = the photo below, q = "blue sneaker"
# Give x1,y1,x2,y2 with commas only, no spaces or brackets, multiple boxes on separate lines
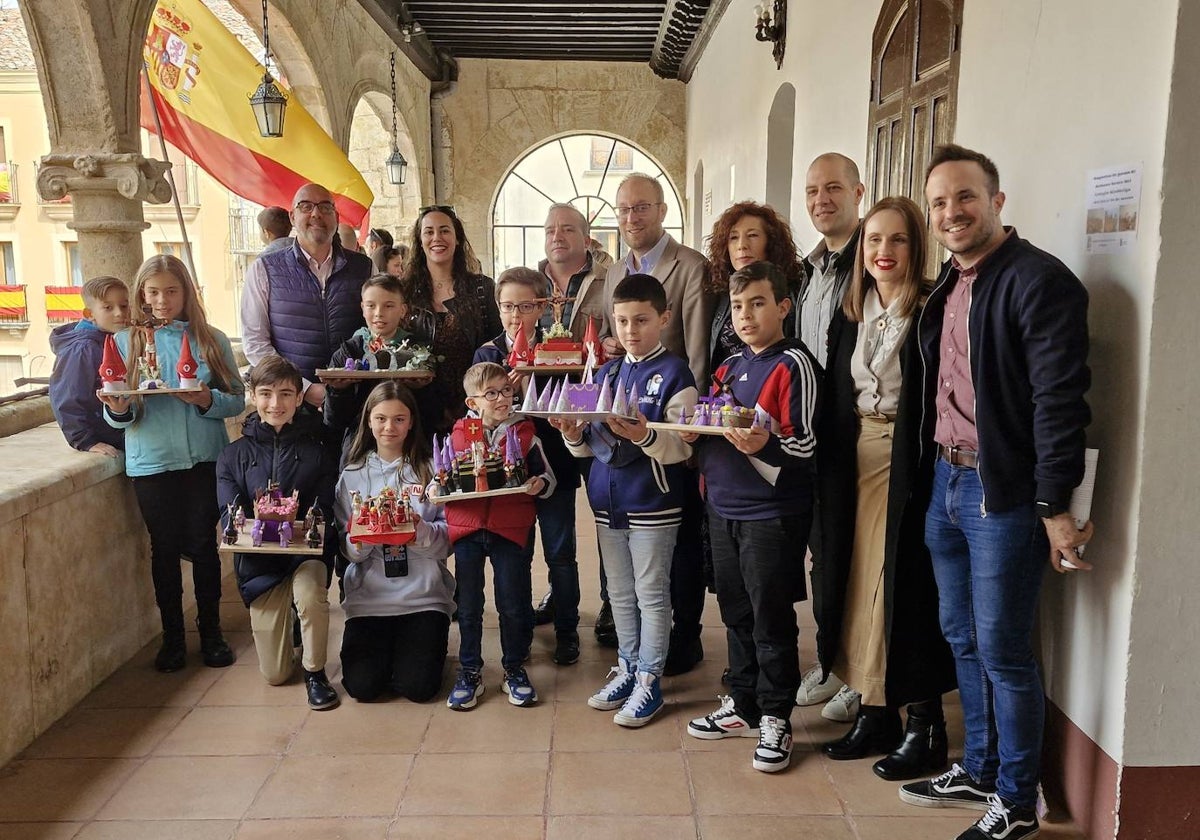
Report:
447,668,484,711
613,672,663,728
587,659,636,710
502,667,538,707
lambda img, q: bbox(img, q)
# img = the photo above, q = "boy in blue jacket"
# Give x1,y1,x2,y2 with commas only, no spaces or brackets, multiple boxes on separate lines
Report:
555,273,697,728
684,262,820,773
217,356,341,710
49,275,130,456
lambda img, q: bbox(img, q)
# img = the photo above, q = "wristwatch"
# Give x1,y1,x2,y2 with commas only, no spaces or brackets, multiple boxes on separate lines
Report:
1035,500,1067,519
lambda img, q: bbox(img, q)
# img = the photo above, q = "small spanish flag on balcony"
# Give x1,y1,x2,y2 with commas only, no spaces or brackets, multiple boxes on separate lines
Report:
140,0,373,225
45,286,85,322
0,284,27,321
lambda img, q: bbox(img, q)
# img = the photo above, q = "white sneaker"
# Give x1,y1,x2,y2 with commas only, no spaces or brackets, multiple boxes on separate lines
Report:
795,666,843,706
820,685,861,722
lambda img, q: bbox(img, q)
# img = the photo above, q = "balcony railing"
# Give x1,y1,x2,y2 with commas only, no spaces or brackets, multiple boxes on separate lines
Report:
0,284,30,330
45,285,84,323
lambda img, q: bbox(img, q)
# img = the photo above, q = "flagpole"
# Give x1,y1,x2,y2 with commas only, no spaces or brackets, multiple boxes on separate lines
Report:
141,65,199,283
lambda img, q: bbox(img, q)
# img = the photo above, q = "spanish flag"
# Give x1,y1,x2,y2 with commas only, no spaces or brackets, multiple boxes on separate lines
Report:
141,0,373,224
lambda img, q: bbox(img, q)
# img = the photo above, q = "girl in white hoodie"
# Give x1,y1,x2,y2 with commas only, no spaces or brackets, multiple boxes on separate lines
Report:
336,381,455,702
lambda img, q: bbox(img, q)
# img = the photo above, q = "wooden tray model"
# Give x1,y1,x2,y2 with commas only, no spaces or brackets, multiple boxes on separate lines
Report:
518,410,635,422
429,483,534,504
99,385,204,397
512,364,586,375
314,369,433,383
348,518,418,546
218,521,323,555
645,421,754,436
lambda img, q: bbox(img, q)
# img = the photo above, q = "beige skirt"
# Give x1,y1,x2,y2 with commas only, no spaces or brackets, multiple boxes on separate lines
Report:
833,414,894,707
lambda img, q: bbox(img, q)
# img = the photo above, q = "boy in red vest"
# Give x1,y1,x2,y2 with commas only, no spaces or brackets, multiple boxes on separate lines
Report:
439,361,556,709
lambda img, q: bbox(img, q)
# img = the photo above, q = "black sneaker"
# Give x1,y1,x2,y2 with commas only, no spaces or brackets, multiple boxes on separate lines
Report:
553,630,580,665
533,591,556,626
305,669,340,710
899,763,995,811
956,794,1040,840
752,715,793,773
594,600,617,648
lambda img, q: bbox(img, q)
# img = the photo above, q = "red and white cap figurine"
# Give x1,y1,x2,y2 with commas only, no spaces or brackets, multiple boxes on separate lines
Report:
98,334,127,393
582,316,606,365
176,331,199,388
507,327,531,369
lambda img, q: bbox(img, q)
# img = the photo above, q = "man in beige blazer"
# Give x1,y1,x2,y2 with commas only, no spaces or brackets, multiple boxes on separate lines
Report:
599,173,714,388
599,172,714,675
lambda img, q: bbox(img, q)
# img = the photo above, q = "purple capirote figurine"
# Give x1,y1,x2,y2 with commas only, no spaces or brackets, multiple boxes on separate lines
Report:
432,434,442,472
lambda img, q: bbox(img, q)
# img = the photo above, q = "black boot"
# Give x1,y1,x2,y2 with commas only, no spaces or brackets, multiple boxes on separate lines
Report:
305,669,340,710
822,704,903,760
594,600,617,648
196,602,235,668
534,590,556,627
154,608,186,673
553,630,580,665
872,700,948,780
663,629,704,676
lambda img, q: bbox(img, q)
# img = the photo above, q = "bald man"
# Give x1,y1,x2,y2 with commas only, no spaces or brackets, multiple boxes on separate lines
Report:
241,183,373,407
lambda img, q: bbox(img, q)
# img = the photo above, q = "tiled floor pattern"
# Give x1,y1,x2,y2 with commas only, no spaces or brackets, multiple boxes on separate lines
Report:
2,507,1085,840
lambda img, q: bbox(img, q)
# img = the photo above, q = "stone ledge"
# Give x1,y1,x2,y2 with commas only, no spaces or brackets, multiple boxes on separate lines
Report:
0,424,126,526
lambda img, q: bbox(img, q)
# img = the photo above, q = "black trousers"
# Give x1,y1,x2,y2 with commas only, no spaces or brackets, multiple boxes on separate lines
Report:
340,611,450,702
131,462,223,631
669,472,707,640
708,505,811,720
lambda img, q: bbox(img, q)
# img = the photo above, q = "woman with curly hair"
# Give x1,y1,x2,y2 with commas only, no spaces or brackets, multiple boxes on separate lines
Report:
404,206,502,435
704,201,806,376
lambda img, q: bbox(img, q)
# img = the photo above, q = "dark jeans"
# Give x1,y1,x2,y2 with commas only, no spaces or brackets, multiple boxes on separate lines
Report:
453,528,534,672
670,473,707,640
131,462,223,631
535,484,580,633
708,505,811,720
340,611,450,702
926,459,1048,809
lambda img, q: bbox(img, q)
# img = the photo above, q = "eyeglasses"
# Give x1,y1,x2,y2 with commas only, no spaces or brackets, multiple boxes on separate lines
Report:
419,204,457,217
471,385,515,402
615,202,662,219
295,200,337,216
499,302,542,314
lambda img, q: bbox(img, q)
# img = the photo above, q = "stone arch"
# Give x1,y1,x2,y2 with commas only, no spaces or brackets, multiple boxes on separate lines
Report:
346,87,421,244
765,83,796,220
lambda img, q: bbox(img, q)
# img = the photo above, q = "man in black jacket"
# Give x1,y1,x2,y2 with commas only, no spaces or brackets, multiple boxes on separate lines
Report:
898,144,1094,840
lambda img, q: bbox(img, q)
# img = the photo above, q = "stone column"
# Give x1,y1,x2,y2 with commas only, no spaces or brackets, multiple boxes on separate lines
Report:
35,152,172,282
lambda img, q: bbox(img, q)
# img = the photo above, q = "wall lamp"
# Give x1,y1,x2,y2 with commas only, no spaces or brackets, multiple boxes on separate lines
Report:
754,1,787,69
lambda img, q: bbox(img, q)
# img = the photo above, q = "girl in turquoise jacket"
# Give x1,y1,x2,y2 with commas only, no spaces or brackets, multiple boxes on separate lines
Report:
99,255,245,674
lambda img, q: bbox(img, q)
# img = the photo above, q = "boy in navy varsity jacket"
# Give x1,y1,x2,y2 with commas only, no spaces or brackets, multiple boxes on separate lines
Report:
472,267,584,667
555,273,697,728
436,362,556,711
685,262,820,773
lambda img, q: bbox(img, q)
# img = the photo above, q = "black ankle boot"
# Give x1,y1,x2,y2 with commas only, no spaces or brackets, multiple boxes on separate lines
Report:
594,600,617,648
822,704,902,760
154,631,186,673
196,604,235,668
872,701,948,780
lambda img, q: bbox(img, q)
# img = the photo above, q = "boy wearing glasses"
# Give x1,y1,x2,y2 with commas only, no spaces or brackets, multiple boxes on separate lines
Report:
441,362,557,710
473,268,584,666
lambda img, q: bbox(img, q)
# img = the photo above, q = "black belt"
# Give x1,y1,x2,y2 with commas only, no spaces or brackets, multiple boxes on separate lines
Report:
938,444,978,468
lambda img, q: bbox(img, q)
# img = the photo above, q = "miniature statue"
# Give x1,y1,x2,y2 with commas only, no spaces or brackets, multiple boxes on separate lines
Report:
98,334,128,393
222,499,240,545
234,507,246,533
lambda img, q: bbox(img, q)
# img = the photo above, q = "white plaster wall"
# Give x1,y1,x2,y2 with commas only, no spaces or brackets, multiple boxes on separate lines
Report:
687,0,1183,765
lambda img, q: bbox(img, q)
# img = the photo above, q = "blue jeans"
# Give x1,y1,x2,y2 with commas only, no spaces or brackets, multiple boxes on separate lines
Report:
596,525,677,676
535,484,580,633
925,459,1048,808
453,529,535,672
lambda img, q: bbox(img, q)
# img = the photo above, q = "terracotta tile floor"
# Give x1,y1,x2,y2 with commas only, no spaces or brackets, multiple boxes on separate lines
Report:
2,501,1086,840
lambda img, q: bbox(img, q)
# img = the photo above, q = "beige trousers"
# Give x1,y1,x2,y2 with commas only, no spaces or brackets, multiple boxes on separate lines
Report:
249,559,330,685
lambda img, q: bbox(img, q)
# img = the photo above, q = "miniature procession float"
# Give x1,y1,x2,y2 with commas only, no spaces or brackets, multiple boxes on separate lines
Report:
509,294,605,375
220,481,325,556
645,373,774,436
98,306,203,396
428,419,537,503
314,335,439,384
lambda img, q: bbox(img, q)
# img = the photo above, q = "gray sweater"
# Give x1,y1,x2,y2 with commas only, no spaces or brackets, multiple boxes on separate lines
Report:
335,453,455,620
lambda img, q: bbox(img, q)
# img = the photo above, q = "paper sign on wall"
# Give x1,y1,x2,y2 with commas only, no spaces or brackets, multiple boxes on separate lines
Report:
1085,164,1141,254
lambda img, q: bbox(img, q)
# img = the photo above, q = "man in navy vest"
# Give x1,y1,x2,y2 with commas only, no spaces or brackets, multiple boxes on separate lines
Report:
242,183,373,408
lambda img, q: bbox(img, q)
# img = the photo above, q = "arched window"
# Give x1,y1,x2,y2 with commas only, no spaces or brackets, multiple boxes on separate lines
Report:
491,133,684,276
866,0,963,273
765,83,796,220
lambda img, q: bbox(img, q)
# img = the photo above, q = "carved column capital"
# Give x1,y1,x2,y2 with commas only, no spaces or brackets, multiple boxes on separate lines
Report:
36,152,173,204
